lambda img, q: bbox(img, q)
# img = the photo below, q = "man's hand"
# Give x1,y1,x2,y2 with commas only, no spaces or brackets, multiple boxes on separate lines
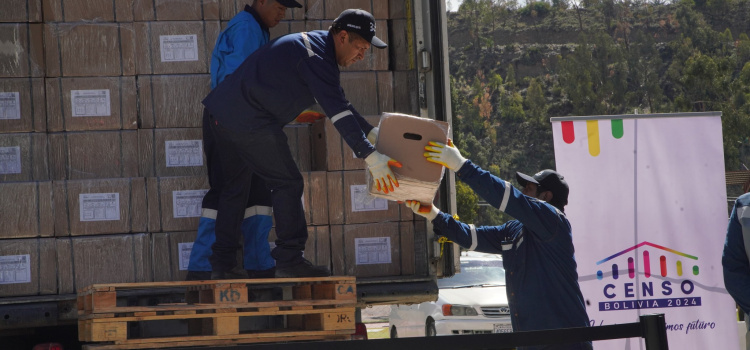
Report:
424,139,467,171
295,109,326,123
365,151,402,194
367,127,379,145
405,200,439,221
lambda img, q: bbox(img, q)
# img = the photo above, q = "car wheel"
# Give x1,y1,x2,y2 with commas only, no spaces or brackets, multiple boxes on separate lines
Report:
390,326,398,339
426,318,437,337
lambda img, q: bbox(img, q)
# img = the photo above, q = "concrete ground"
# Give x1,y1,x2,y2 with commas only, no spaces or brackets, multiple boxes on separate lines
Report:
362,305,391,334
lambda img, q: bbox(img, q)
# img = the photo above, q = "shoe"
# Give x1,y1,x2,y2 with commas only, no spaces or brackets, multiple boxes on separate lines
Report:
275,259,331,278
185,271,211,281
211,267,248,280
247,267,276,279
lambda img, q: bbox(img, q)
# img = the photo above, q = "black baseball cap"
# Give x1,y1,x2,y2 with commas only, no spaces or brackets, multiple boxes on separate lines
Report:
516,169,569,208
332,9,387,49
276,0,303,8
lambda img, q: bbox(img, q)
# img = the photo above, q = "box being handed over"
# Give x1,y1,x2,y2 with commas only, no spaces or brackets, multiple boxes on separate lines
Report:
367,113,450,203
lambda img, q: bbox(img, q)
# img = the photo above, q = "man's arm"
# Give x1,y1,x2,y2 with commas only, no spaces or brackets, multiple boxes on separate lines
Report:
211,21,265,88
723,200,750,314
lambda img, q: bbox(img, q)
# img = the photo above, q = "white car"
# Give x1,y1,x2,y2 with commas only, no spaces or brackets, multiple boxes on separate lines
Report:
389,252,512,338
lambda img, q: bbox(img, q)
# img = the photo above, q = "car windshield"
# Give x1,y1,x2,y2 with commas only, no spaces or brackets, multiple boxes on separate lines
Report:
438,258,506,288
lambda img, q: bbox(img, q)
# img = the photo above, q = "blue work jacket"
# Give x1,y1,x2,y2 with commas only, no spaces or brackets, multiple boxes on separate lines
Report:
431,161,591,349
723,193,750,315
210,5,269,89
202,30,375,159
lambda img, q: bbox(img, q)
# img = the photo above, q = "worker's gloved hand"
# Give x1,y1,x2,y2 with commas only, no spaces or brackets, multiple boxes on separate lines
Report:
424,139,467,171
365,151,402,194
295,109,326,123
367,127,379,146
405,200,440,221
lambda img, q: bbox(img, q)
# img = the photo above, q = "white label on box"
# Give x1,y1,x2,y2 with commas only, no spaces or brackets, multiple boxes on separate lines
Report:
80,193,120,222
165,140,204,167
0,92,21,120
0,146,21,174
355,237,391,265
350,184,388,212
173,189,208,218
178,242,193,271
0,254,31,284
71,89,111,117
160,35,199,62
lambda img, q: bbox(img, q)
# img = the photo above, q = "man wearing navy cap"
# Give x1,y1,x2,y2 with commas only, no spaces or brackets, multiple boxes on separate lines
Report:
202,9,400,278
187,0,303,281
404,140,592,350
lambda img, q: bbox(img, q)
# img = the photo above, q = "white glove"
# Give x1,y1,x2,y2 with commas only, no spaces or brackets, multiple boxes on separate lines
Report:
365,151,402,194
405,200,440,221
424,139,467,171
367,127,379,146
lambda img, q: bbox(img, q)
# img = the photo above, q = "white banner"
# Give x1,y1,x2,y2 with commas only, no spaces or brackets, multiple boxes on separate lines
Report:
551,112,739,349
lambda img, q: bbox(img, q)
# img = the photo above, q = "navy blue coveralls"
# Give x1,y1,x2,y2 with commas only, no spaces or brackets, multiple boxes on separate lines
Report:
188,5,274,274
430,161,592,350
722,192,750,344
202,30,376,270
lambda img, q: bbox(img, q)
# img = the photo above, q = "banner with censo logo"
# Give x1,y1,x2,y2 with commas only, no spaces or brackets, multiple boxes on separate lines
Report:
551,112,739,349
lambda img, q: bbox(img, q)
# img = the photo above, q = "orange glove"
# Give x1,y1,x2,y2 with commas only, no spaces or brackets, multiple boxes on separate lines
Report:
295,109,326,123
405,200,440,221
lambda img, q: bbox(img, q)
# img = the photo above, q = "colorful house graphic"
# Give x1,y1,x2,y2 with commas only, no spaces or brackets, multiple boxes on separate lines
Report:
595,241,699,280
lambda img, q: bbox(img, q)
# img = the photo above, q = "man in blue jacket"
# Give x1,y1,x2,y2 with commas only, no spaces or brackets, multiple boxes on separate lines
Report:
186,0,302,281
405,140,592,350
202,9,401,278
722,192,750,350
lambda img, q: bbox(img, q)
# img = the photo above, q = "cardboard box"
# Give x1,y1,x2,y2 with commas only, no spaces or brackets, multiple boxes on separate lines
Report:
0,0,42,22
268,225,330,268
146,176,209,233
137,74,210,129
368,113,449,203
0,238,57,297
302,171,328,225
45,76,138,131
53,177,148,236
340,71,393,115
42,0,134,22
0,78,47,133
330,221,421,278
304,0,388,20
133,0,219,21
44,23,136,77
391,19,417,71
220,0,304,21
56,233,151,294
135,21,220,75
284,124,315,172
151,231,196,282
138,128,206,177
0,182,54,239
0,23,44,78
0,132,49,182
393,70,419,115
49,130,139,180
327,170,413,225
311,116,380,171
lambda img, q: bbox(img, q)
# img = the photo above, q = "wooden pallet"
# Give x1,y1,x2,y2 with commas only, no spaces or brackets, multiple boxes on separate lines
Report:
77,277,357,349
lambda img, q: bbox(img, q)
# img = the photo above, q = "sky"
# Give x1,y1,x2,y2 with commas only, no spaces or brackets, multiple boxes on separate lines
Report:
446,0,463,12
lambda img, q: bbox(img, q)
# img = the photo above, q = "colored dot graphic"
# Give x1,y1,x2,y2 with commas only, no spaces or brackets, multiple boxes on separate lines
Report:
561,119,625,157
595,242,699,280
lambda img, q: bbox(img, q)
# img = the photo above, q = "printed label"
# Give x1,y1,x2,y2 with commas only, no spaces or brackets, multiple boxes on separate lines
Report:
0,255,31,285
350,184,388,212
160,35,199,62
355,237,391,265
0,92,21,120
80,193,120,222
165,140,203,167
0,146,21,175
71,89,111,117
178,242,193,271
172,190,208,218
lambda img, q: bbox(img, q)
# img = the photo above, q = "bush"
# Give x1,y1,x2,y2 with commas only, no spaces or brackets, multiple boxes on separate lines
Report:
519,1,552,17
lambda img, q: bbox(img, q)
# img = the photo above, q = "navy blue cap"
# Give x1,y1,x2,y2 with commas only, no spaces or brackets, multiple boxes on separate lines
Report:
332,9,387,49
516,169,569,207
276,0,302,8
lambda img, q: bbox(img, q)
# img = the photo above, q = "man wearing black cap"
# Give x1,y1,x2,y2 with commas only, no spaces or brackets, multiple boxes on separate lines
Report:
202,9,401,278
405,140,592,350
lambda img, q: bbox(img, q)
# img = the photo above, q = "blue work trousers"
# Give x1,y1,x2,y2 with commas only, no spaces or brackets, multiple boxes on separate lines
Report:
207,111,307,271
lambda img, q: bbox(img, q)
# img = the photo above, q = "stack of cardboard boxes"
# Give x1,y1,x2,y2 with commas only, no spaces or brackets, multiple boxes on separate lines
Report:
0,0,427,299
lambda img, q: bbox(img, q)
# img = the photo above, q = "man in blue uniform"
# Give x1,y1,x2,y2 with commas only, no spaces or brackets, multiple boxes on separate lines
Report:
405,140,592,350
722,191,750,350
202,9,400,278
186,0,302,281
